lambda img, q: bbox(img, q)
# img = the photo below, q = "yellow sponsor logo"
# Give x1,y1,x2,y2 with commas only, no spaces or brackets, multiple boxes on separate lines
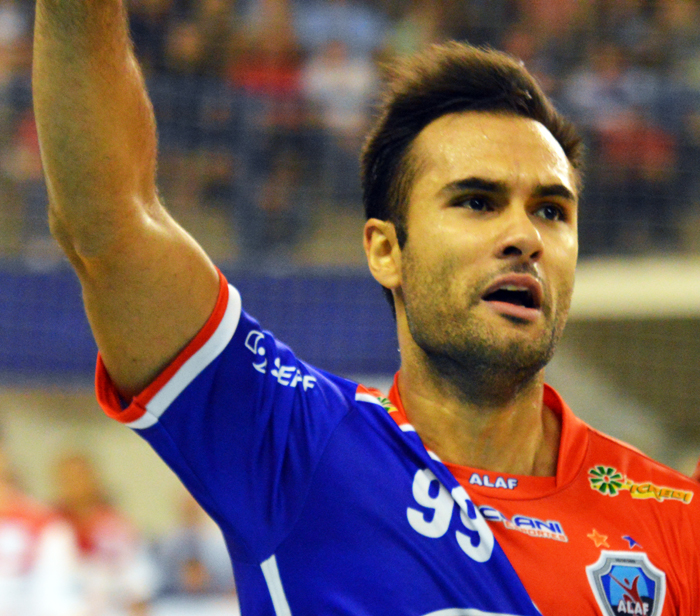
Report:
626,480,694,504
588,465,694,504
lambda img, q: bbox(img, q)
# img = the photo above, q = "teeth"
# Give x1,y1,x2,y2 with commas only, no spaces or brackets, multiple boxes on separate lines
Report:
500,285,529,292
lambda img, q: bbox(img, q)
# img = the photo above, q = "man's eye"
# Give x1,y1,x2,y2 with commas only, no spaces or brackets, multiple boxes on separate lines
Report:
456,196,492,211
537,204,565,221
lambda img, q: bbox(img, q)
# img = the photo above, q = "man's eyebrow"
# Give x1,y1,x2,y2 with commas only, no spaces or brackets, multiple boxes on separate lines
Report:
439,177,508,196
440,178,577,202
532,184,577,202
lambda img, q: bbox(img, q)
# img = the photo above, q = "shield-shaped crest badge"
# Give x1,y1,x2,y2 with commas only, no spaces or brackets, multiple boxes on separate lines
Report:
586,551,666,616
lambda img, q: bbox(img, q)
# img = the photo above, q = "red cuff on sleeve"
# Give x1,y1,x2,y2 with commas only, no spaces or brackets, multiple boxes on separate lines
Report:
96,270,230,424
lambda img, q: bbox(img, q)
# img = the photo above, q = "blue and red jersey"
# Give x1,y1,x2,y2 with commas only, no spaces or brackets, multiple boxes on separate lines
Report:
96,273,700,615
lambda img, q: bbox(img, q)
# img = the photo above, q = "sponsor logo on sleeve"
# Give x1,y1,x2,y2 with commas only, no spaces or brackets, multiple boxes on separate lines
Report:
588,466,693,504
245,330,268,373
244,330,316,390
586,551,665,616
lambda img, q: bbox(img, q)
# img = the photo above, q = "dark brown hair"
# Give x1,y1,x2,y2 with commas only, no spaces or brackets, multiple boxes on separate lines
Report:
362,42,583,241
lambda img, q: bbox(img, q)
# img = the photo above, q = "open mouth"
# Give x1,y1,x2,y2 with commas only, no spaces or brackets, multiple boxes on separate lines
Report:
481,275,543,313
483,286,536,309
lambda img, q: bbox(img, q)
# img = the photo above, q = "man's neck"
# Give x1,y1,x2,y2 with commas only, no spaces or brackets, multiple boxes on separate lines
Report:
397,364,561,477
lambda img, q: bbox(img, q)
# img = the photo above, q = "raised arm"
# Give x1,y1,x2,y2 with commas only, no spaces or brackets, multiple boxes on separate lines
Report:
32,0,220,398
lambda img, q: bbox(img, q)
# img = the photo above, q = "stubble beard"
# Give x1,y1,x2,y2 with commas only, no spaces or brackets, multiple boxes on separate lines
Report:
402,262,571,408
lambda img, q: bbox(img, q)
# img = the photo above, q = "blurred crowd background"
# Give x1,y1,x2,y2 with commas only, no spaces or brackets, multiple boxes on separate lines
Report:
1,431,238,615
1,0,700,267
1,0,700,614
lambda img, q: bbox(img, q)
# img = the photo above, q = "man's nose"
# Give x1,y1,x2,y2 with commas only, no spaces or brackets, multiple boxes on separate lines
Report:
495,207,544,262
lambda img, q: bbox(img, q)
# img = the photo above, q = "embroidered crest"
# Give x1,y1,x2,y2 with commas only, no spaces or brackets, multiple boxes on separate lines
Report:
586,551,666,616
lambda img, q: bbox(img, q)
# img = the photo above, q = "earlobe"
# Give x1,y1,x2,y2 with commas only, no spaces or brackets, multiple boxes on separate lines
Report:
363,218,402,290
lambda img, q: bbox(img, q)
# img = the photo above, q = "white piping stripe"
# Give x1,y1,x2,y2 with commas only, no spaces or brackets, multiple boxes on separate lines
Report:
261,554,292,616
400,424,417,433
428,450,442,462
127,285,243,430
355,392,382,405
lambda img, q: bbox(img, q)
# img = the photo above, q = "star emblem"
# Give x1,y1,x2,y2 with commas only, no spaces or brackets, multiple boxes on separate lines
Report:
623,535,642,549
587,528,609,548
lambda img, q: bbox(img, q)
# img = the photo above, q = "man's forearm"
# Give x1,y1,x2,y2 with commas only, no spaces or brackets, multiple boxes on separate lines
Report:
33,0,159,260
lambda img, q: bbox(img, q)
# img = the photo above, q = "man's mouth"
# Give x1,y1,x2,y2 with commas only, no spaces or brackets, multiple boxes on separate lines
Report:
481,275,543,320
483,285,537,309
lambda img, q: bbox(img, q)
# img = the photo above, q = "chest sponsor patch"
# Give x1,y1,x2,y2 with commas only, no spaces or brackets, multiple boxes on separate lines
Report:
588,465,693,504
479,506,567,542
469,473,518,490
586,551,665,616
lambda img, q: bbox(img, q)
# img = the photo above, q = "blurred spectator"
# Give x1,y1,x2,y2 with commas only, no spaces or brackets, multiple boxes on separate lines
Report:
591,0,664,65
7,109,63,270
302,38,377,205
662,1,700,227
148,3,238,230
595,107,679,252
501,3,590,97
515,0,582,37
381,0,447,58
227,0,311,263
160,0,235,80
563,42,657,131
0,0,31,53
292,0,388,60
563,41,675,253
129,0,175,75
155,493,235,598
53,452,157,616
0,0,47,264
441,0,519,46
658,0,700,68
0,432,85,616
501,26,560,95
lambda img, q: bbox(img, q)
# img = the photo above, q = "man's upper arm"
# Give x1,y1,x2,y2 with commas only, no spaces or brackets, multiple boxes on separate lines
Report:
78,212,221,399
32,0,220,398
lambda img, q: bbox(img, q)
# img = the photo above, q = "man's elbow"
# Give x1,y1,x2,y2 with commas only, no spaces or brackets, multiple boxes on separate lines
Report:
46,206,89,276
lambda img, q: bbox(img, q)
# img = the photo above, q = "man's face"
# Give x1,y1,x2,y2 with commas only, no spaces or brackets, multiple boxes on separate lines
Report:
396,112,578,399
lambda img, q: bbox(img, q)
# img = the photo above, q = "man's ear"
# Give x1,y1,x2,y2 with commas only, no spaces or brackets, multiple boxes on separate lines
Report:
364,218,402,290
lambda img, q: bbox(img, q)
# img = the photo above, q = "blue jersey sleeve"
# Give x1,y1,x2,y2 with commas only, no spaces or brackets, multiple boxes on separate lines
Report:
96,276,357,563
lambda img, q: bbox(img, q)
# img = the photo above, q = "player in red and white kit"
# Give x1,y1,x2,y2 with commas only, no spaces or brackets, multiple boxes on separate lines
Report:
53,453,156,616
0,436,84,616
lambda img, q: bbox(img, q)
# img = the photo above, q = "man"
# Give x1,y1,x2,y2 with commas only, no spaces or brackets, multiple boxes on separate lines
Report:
32,2,699,615
52,452,156,616
0,431,85,616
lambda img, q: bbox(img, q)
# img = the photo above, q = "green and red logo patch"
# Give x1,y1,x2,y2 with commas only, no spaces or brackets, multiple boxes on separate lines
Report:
588,465,693,504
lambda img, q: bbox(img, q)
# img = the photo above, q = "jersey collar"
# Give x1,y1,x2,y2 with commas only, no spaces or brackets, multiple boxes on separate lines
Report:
386,372,590,499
